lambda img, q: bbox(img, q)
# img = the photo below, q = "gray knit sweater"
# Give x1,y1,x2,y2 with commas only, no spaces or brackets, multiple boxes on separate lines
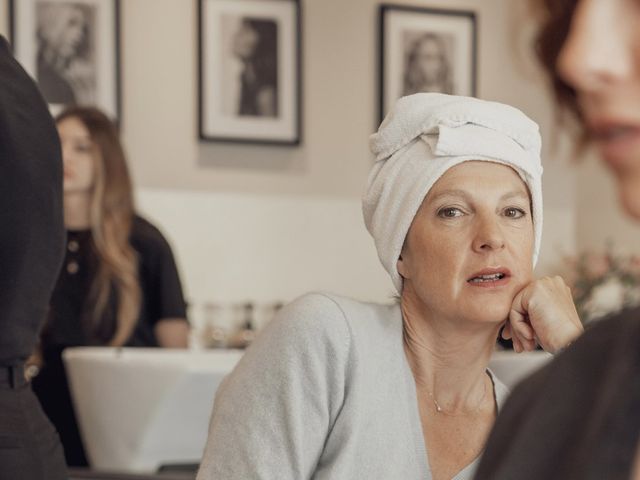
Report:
197,293,509,480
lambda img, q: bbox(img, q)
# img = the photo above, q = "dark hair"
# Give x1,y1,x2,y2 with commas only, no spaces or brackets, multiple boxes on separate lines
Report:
532,0,586,140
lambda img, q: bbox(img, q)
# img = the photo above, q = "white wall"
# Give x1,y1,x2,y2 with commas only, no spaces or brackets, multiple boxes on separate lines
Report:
0,0,577,328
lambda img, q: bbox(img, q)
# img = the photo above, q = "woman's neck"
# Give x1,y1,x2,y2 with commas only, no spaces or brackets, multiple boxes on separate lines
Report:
64,192,92,230
401,293,501,412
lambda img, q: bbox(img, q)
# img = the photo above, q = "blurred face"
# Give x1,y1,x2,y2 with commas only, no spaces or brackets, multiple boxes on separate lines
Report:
415,37,445,83
232,21,259,59
50,7,86,59
398,161,535,326
557,0,640,218
57,117,96,194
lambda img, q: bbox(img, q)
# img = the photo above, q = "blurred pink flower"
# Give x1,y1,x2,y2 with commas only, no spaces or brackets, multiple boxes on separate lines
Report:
583,252,610,280
561,247,640,324
625,255,640,276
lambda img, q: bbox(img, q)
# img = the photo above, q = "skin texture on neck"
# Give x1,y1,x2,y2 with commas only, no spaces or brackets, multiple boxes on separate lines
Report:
401,280,500,413
64,191,91,230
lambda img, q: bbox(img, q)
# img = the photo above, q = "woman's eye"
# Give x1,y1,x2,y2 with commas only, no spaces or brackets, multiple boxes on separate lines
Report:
438,207,463,218
504,207,526,218
75,143,92,153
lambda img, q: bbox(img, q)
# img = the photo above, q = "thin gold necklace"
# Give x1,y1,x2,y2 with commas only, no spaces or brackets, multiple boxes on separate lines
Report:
427,375,488,416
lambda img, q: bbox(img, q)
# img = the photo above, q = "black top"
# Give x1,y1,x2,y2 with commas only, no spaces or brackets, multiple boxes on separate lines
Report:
0,36,66,366
34,215,187,466
475,309,640,480
41,215,188,350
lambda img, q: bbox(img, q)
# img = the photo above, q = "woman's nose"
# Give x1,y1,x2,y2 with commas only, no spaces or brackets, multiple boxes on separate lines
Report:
472,217,505,253
556,0,634,93
61,146,72,165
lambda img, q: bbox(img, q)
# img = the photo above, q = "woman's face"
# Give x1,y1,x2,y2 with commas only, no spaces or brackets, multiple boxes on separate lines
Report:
398,161,534,326
414,37,445,83
232,21,259,60
556,0,640,218
46,6,86,60
57,116,96,194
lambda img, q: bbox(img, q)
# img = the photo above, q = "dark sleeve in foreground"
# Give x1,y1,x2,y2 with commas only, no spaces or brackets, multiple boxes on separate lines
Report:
0,36,65,365
475,309,640,480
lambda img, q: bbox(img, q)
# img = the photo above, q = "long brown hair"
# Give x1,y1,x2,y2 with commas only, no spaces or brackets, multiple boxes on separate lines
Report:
56,106,141,346
531,0,585,139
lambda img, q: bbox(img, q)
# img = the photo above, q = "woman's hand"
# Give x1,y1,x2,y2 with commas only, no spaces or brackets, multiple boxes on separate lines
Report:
502,276,584,354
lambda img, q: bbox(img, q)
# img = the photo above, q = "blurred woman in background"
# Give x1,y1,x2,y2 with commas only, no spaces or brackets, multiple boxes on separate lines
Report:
476,1,640,478
31,106,189,466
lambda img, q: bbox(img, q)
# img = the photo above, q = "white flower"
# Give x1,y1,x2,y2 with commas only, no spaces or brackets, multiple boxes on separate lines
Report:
583,277,625,323
624,286,640,309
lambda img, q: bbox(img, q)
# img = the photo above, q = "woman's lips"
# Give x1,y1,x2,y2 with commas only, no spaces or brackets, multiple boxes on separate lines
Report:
589,120,640,169
467,267,512,288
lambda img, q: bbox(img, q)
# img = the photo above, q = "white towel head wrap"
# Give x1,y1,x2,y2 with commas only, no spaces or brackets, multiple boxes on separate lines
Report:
363,93,543,293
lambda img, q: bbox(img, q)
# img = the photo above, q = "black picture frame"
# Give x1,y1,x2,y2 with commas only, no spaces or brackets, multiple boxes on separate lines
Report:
9,0,122,122
378,4,477,123
198,0,302,145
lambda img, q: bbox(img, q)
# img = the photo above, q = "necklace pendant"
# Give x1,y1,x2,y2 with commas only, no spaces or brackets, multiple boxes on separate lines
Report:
435,404,442,413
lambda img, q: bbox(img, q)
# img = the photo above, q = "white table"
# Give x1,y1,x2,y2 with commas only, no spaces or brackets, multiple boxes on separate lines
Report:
63,348,243,473
488,350,552,389
63,347,551,473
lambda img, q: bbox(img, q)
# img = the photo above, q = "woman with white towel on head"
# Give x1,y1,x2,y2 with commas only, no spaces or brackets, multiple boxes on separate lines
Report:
196,93,583,480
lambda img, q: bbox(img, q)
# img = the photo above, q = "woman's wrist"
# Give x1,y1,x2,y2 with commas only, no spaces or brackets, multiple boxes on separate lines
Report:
550,322,584,354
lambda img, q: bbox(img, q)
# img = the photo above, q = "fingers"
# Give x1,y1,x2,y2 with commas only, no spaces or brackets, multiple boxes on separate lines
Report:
502,321,536,352
511,332,523,353
509,298,535,342
508,282,541,353
510,325,537,353
510,322,536,353
501,322,512,340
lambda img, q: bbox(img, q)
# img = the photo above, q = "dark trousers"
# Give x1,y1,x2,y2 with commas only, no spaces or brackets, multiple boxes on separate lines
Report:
0,365,67,480
32,349,88,467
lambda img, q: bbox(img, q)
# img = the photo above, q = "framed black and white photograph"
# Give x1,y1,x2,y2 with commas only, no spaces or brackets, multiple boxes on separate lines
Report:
9,0,121,120
198,0,301,145
378,4,476,122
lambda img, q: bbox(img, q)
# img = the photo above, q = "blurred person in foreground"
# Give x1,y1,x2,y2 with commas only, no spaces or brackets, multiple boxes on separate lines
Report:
475,1,640,479
0,35,67,479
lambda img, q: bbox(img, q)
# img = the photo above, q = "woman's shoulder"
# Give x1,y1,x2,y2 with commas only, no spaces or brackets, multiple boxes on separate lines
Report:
227,294,356,392
534,307,639,386
278,292,399,333
495,307,640,416
129,215,174,255
265,293,353,348
261,292,399,356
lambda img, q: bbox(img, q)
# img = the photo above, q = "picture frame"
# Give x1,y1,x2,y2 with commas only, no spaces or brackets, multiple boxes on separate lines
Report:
9,0,121,121
378,4,477,122
198,0,302,145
